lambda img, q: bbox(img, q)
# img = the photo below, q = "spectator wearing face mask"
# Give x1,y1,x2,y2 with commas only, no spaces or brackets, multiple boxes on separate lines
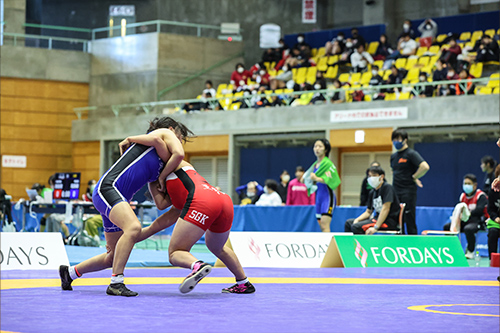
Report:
373,34,393,60
368,65,385,100
476,35,500,63
397,19,416,41
325,32,346,56
309,72,327,104
417,18,438,46
230,63,252,89
455,69,475,96
433,59,448,96
276,170,290,204
411,72,434,98
254,67,271,89
294,34,311,59
444,65,459,96
255,179,283,206
440,38,461,68
350,43,374,73
262,48,280,64
345,166,401,235
236,181,264,206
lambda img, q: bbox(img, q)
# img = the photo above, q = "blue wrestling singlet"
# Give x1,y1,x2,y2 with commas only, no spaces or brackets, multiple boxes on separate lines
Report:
314,165,336,219
92,143,164,232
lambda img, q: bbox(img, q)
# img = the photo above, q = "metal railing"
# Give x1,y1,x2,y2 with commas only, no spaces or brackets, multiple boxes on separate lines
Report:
1,32,90,51
73,76,499,120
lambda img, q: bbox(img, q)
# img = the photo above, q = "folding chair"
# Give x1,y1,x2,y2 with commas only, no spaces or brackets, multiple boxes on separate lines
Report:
376,203,406,235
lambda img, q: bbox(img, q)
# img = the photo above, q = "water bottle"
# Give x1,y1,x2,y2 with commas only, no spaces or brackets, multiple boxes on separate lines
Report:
474,251,481,267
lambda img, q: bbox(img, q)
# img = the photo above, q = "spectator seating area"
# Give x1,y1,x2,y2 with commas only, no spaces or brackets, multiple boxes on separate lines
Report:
187,25,499,112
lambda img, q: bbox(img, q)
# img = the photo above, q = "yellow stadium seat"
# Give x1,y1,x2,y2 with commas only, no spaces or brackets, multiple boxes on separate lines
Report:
395,58,407,69
327,55,339,65
373,60,384,70
429,55,440,66
383,70,391,80
470,62,483,78
264,62,271,70
478,87,492,95
459,31,471,41
230,102,242,110
398,92,411,100
268,69,277,76
498,28,500,36
295,67,308,84
368,41,379,55
385,93,396,101
217,83,227,95
420,66,433,75
338,72,350,83
485,29,495,38
406,68,420,81
311,48,318,57
405,57,418,70
275,89,284,94
418,57,429,67
471,30,483,43
494,87,499,94
325,66,338,79
465,41,474,49
436,34,447,42
316,47,326,57
292,68,298,78
317,57,328,72
416,47,428,57
440,44,450,50
306,67,318,84
415,37,420,43
349,72,361,84
360,72,372,85
227,84,234,91
428,45,440,54
487,73,500,88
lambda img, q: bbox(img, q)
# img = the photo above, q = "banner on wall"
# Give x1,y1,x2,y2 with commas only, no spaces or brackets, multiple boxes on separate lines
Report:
1,232,69,270
322,235,468,268
330,107,408,122
215,232,345,268
302,0,317,23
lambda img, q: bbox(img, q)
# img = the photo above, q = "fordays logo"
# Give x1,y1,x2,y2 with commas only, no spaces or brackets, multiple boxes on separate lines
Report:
354,239,368,268
248,238,261,260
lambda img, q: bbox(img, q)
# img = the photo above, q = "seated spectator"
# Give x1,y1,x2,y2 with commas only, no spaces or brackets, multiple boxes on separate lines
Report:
350,28,366,48
270,65,294,90
286,166,315,206
278,38,289,58
293,33,312,59
443,174,488,259
476,35,500,63
201,92,222,111
433,59,448,96
350,43,374,73
284,47,308,69
202,80,217,99
373,34,393,60
387,33,417,60
411,72,434,98
345,166,401,235
230,63,252,89
359,161,381,206
236,181,263,205
276,170,290,203
444,65,460,95
486,164,500,259
330,79,346,104
369,65,384,86
255,179,283,206
325,32,346,56
269,94,286,107
254,67,271,89
397,19,416,41
309,72,327,104
291,84,314,106
417,18,438,46
455,68,475,95
262,48,280,63
386,65,407,92
83,179,96,201
440,38,462,68
337,38,355,65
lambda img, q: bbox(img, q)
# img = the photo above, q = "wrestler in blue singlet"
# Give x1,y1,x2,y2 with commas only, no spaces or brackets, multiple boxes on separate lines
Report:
314,164,336,220
92,143,164,232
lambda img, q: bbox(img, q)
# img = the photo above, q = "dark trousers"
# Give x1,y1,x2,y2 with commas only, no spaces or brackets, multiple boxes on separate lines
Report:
444,220,482,253
488,228,500,259
396,190,417,235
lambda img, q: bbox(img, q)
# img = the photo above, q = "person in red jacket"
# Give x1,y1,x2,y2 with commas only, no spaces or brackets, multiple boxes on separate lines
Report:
443,174,488,259
230,63,251,89
286,166,315,205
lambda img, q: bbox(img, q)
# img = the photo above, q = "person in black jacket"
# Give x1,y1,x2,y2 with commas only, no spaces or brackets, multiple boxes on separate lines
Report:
360,161,381,206
487,165,500,259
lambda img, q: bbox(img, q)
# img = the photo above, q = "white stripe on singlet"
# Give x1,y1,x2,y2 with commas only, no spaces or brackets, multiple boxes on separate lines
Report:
166,166,195,181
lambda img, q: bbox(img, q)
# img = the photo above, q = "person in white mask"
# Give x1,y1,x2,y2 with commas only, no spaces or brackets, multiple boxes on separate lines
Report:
344,166,401,235
276,170,290,203
255,179,283,206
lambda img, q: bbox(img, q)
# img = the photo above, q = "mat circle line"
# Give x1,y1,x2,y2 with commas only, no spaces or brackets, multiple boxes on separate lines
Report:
408,304,500,317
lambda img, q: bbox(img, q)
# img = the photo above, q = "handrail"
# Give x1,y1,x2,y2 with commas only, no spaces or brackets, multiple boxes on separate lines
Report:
1,32,90,52
157,51,245,100
73,76,498,119
23,23,92,33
